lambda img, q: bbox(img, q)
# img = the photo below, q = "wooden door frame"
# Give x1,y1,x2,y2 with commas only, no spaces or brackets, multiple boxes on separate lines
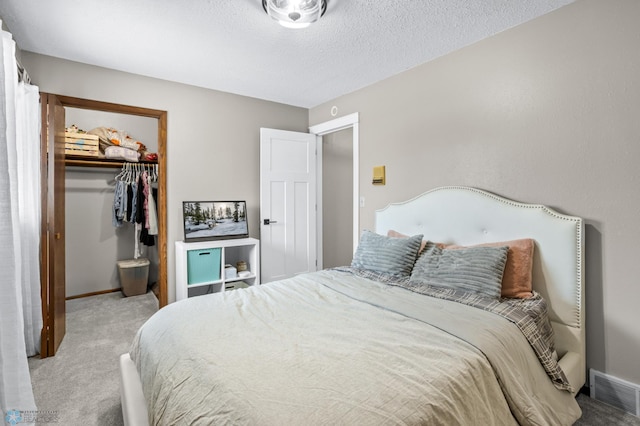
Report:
40,94,168,356
40,93,67,357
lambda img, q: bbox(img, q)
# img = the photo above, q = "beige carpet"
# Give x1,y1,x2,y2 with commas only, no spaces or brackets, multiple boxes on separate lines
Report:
27,291,639,425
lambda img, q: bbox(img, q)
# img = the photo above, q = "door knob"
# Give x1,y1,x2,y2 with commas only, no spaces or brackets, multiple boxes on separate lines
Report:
263,219,278,225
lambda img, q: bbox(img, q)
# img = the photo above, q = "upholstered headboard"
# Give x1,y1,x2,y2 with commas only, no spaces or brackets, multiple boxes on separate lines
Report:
375,186,585,392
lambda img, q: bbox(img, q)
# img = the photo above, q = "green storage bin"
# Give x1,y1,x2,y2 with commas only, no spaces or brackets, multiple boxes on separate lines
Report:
187,248,221,285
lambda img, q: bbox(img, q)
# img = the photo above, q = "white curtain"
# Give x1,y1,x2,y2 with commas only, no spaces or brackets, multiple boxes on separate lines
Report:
0,21,41,420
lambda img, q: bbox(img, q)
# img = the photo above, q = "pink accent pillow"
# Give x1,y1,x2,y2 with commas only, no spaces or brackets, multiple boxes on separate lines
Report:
387,229,427,253
387,230,534,299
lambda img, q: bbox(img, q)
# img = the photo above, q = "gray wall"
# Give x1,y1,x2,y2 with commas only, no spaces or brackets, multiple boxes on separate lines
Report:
322,128,353,268
310,0,640,386
23,52,308,302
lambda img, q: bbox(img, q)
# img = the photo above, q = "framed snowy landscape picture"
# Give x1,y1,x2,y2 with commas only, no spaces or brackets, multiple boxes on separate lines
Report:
182,201,249,241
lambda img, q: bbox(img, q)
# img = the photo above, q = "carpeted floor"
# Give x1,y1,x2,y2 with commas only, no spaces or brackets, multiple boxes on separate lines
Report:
575,393,640,426
28,291,157,426
28,291,639,426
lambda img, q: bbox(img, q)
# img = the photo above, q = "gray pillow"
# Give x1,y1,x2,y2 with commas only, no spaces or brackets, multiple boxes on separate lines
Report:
351,230,423,277
409,242,508,298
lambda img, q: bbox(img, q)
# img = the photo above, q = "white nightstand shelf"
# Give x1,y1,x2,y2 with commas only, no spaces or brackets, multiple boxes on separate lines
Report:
224,275,256,283
175,238,260,301
186,280,224,289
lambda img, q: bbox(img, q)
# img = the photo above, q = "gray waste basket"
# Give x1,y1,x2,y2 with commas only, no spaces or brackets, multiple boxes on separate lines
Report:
117,258,150,297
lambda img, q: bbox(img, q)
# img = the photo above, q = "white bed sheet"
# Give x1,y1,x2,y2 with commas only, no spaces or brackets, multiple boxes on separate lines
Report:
130,269,580,425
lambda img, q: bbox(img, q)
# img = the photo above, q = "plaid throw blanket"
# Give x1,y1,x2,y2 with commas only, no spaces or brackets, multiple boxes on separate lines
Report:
334,267,572,392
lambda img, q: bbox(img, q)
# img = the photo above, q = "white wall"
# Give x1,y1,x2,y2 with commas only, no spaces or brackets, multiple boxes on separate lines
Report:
310,0,640,386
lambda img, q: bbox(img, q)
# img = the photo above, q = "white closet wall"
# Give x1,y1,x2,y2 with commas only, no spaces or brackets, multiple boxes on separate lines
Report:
65,108,158,297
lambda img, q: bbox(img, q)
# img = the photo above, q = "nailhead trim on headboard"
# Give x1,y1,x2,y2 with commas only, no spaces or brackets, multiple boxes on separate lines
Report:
375,185,584,329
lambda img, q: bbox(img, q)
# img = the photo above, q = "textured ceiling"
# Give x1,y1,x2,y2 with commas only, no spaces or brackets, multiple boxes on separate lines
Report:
0,0,574,108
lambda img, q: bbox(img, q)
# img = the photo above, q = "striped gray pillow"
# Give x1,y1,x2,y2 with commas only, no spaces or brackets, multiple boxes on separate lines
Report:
351,230,423,277
409,242,508,298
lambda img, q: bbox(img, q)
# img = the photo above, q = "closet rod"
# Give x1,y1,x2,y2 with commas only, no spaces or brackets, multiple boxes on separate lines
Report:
65,158,158,169
16,58,31,84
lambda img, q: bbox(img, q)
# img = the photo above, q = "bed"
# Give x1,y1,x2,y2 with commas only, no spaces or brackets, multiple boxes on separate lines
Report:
119,186,585,425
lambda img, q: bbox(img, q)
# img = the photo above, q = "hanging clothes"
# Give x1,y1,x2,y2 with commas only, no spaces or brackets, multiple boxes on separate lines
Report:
113,163,159,253
129,179,138,223
147,172,158,236
113,179,126,227
136,171,155,247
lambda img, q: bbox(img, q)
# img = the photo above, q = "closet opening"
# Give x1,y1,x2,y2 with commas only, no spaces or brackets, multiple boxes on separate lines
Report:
65,107,161,300
40,94,167,357
321,127,354,268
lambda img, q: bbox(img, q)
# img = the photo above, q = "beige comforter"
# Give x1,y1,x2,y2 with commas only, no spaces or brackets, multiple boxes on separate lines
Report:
130,269,581,425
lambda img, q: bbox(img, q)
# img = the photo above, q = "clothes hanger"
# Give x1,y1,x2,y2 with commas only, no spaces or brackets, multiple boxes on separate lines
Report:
128,163,136,184
126,163,134,183
115,163,128,182
150,164,158,183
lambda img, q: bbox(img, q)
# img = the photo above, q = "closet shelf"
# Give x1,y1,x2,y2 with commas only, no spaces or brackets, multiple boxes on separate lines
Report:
65,155,158,169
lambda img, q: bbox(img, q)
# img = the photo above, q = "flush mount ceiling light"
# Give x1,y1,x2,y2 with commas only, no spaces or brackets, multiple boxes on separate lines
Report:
262,0,327,29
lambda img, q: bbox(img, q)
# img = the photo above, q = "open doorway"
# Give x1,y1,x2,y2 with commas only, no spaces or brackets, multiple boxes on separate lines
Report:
321,128,353,268
259,114,359,277
40,94,167,357
309,112,359,270
64,108,160,299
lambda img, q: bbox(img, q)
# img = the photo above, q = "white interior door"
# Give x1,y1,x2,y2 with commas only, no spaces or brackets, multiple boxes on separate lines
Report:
260,128,317,283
